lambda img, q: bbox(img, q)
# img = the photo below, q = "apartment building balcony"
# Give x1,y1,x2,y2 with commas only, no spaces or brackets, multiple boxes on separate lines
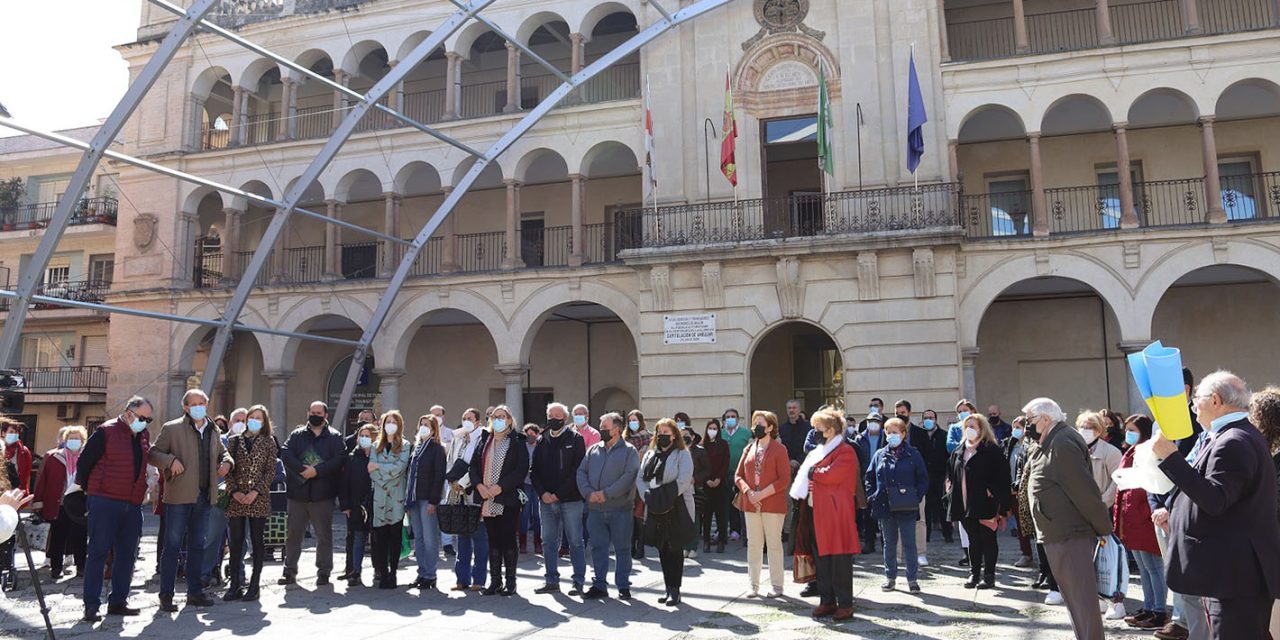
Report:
0,279,112,314
0,197,118,232
22,365,109,404
944,0,1280,63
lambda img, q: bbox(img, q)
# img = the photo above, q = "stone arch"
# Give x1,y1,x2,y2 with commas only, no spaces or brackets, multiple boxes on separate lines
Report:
956,104,1028,143
395,30,434,63
393,161,442,195
514,147,569,184
1039,93,1114,135
579,2,638,39
744,318,846,416
192,65,232,100
1215,77,1280,120
238,58,280,90
376,289,512,371
511,281,640,364
174,302,269,370
1127,87,1200,128
449,157,505,190
958,252,1139,347
449,21,502,58
273,299,377,373
734,33,840,117
332,167,391,202
579,140,641,177
516,10,572,46
181,185,229,214
1133,239,1280,336
340,39,390,78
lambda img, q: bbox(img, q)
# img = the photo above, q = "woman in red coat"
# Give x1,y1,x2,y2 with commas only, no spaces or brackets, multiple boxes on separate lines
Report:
790,409,860,621
1113,415,1167,629
32,426,89,579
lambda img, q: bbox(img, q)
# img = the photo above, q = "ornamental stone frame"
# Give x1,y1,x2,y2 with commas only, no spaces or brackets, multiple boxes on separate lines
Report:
734,33,841,118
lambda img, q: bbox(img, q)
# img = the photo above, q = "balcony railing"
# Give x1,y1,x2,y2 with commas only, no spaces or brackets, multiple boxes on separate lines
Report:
962,190,1034,239
947,0,1280,62
0,197,118,230
582,222,624,265
1222,171,1280,221
285,245,326,284
619,183,961,249
194,251,223,289
24,366,108,394
29,279,111,309
197,63,642,150
456,231,506,273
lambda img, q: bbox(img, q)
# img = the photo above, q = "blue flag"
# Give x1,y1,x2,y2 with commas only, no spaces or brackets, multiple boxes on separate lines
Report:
906,51,927,174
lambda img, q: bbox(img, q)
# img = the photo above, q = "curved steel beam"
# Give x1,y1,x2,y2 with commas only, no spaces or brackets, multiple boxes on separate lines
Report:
0,0,221,368
199,0,499,396
330,0,737,423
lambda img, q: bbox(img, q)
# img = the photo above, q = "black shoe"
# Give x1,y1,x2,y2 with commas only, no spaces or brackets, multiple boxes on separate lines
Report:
568,583,583,596
336,571,351,581
665,590,680,606
482,584,501,596
618,588,631,600
963,578,979,589
977,580,994,590
582,586,607,599
800,584,818,598
158,595,178,613
223,587,244,602
83,609,102,623
658,592,669,604
703,541,711,553
534,583,560,594
958,556,970,567
443,545,456,558
716,543,725,554
347,576,364,588
277,575,296,586
106,603,141,616
316,575,331,587
241,586,260,601
188,593,215,607
424,579,437,591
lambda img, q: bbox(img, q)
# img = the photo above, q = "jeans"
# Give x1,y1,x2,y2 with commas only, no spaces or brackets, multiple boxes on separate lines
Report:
201,504,230,581
159,494,211,597
880,511,919,583
347,519,368,578
539,500,585,586
519,484,540,538
454,523,488,587
586,508,633,591
1133,550,1168,613
408,502,441,580
83,496,142,612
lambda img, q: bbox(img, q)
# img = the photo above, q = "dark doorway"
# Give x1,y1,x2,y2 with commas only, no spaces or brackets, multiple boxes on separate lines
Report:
762,116,823,237
521,218,545,267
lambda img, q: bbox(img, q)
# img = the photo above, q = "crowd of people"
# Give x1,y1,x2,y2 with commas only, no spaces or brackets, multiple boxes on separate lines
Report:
0,367,1276,640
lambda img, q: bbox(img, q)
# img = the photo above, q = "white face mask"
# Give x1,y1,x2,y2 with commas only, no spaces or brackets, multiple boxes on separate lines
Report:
460,420,476,433
1078,428,1097,444
964,427,979,442
418,425,432,440
384,423,399,436
230,421,246,436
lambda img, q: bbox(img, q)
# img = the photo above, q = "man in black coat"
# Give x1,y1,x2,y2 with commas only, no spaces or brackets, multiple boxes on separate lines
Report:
279,401,346,586
779,400,811,467
1152,371,1280,640
530,402,587,595
918,409,952,543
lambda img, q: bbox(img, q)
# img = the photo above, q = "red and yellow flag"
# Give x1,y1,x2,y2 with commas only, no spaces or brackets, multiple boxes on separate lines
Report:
720,70,738,187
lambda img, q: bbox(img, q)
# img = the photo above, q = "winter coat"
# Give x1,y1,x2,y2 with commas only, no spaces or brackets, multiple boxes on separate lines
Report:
1026,423,1113,544
703,436,730,487
530,428,586,503
339,447,374,530
280,424,346,503
406,439,446,506
467,430,530,511
224,433,278,519
809,442,861,556
732,438,791,514
1112,447,1159,554
1087,437,1123,508
946,440,1011,521
369,442,411,527
32,448,75,521
148,416,232,505
866,443,931,521
636,447,695,521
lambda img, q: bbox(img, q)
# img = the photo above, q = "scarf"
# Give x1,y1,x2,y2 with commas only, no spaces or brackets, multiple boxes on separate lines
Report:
480,434,510,517
642,445,673,483
790,433,843,500
888,442,908,461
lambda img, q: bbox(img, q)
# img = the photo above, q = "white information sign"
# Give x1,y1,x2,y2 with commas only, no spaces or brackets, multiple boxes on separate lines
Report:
663,313,717,345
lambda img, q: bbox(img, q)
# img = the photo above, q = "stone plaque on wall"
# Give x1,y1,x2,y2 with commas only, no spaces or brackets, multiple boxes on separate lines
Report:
664,313,717,345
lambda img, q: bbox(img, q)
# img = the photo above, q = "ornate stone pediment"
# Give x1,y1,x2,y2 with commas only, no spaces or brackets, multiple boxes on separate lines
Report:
734,34,840,117
744,0,825,51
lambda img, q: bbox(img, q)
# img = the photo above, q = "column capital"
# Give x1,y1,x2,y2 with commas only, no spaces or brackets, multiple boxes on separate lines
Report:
446,50,463,63
282,76,299,87
1116,340,1151,355
262,370,295,380
373,368,407,379
1112,121,1129,133
570,32,585,44
1026,131,1042,142
169,370,195,382
495,363,529,378
960,347,980,364
1197,114,1216,126
504,178,523,188
568,172,585,182
383,191,402,202
223,207,245,216
232,85,248,95
325,198,346,208
505,41,518,53
441,185,454,195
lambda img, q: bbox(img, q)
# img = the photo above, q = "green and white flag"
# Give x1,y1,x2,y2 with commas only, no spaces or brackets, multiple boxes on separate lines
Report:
817,59,834,177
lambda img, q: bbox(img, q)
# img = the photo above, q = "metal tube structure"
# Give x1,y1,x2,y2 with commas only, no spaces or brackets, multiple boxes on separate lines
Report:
0,0,221,368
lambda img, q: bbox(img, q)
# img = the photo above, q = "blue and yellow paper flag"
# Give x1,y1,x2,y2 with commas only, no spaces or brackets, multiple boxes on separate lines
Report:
1126,341,1195,440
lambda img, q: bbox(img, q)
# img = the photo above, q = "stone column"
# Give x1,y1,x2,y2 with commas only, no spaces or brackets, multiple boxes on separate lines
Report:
444,52,461,120
937,0,952,61
1117,342,1150,416
190,96,206,150
230,85,245,146
1012,0,1030,53
1113,123,1139,229
332,69,348,132
1028,133,1049,236
179,212,198,287
503,179,524,269
271,208,287,284
221,207,243,284
948,139,960,183
264,371,292,442
1096,0,1116,45
496,364,528,427
324,199,342,280
167,371,194,424
1199,116,1227,223
961,348,980,402
569,173,585,267
503,42,521,113
380,192,402,277
387,60,402,113
376,369,405,413
238,86,252,145
279,78,296,141
1181,0,1202,34
441,186,459,273
569,33,586,101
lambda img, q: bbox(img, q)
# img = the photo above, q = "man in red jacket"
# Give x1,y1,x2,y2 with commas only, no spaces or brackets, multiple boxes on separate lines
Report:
1,419,32,492
75,396,154,623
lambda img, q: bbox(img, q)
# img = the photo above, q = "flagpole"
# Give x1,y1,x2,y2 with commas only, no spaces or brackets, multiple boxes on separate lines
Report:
911,42,919,193
728,63,738,209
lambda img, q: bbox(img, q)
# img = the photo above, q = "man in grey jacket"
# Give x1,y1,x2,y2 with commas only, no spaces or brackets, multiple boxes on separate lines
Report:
1023,397,1112,640
576,412,640,600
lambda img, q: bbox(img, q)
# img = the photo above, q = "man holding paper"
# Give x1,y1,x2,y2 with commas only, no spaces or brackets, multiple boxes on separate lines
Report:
1151,371,1280,640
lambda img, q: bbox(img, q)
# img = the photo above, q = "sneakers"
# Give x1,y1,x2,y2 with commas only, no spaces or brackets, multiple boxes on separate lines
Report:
1044,591,1064,605
729,531,740,542
1014,555,1033,568
582,586,607,600
1134,611,1168,630
908,582,921,593
765,589,783,598
688,549,698,559
1099,599,1110,614
880,580,895,592
1104,601,1127,620
916,555,929,567
1153,621,1189,640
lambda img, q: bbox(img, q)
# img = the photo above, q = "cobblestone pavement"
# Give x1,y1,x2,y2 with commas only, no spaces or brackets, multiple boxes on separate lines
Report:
0,517,1152,639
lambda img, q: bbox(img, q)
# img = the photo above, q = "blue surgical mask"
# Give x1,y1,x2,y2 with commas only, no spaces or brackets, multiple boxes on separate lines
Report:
957,411,971,422
492,418,508,433
724,417,737,428
130,419,148,434
886,433,903,448
628,420,640,432
189,405,208,421
65,439,82,452
869,405,879,413
3,433,17,445
675,421,687,430
247,419,263,434
867,423,881,434
1124,431,1140,446
358,436,373,449
573,415,587,426
1012,428,1025,440
923,419,936,430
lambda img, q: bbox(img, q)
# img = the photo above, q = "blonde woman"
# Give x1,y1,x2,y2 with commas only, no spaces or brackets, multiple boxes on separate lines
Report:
733,411,791,598
468,405,530,596
636,418,694,606
223,405,278,601
946,413,1011,589
33,425,89,580
406,415,447,590
369,411,411,589
445,408,487,591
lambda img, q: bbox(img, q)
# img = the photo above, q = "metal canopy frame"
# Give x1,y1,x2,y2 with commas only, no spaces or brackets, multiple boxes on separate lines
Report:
0,0,734,422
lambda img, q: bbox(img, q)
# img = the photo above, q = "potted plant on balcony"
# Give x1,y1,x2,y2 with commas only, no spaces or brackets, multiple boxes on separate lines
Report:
0,177,24,231
96,185,116,223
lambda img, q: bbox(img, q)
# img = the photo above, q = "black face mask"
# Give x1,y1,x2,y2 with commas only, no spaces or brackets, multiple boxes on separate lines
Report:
752,424,767,439
546,418,565,431
307,415,325,427
599,427,613,442
683,437,692,446
656,434,673,449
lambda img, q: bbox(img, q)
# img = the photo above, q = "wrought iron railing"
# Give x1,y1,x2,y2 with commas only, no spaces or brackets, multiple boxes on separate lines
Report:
619,183,961,249
1221,171,1280,221
195,251,223,289
0,197,118,229
30,279,111,309
961,190,1034,239
409,237,443,276
456,231,506,273
232,250,274,287
24,366,108,394
1136,178,1207,227
284,245,326,283
965,177,1213,237
340,241,381,280
582,222,623,265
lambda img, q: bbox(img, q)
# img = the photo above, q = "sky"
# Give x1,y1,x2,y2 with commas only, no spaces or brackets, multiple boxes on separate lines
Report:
0,1,142,135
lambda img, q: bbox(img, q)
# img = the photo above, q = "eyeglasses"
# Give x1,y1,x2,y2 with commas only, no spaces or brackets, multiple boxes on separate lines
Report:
130,414,154,424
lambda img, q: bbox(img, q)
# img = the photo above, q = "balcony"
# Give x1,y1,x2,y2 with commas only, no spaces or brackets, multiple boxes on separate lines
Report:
0,197,118,231
946,0,1279,62
197,63,642,151
23,366,108,395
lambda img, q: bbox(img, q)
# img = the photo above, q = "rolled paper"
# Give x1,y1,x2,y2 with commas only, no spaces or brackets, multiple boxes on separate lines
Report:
1141,342,1195,441
1128,341,1160,419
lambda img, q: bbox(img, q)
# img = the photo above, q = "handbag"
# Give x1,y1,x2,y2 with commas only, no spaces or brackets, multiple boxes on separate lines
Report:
23,521,51,553
792,553,816,584
1093,534,1130,598
437,486,481,536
